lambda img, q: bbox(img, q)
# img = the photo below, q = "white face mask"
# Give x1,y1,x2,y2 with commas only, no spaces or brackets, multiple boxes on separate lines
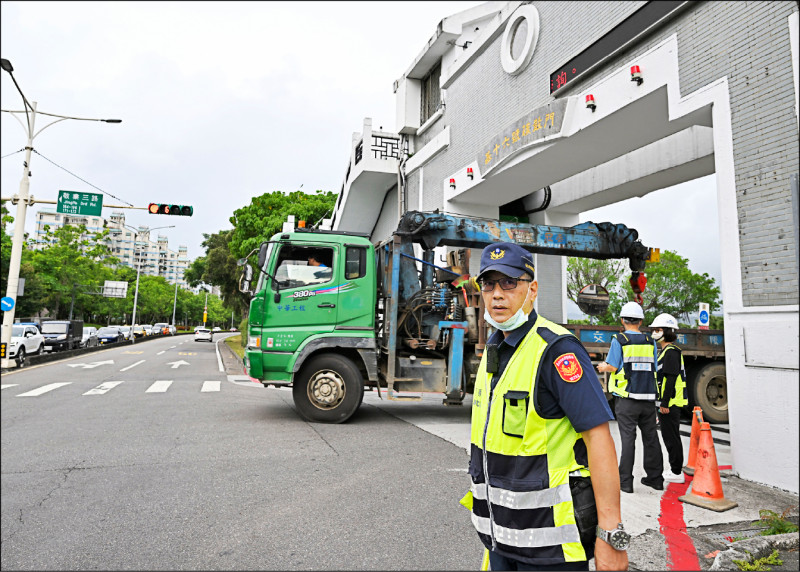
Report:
652,330,663,341
483,288,532,332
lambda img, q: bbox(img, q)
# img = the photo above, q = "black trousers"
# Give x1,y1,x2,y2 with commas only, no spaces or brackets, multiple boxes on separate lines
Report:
615,397,664,486
658,405,684,475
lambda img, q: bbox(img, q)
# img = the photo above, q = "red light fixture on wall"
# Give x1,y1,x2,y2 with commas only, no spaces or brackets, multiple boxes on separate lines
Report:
449,178,456,189
585,94,596,112
630,65,643,85
467,167,474,180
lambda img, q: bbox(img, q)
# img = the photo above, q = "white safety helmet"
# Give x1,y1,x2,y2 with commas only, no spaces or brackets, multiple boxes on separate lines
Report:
650,313,678,330
619,301,645,320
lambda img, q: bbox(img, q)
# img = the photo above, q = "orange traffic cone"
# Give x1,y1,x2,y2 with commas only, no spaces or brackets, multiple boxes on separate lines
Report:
678,422,738,512
683,407,704,476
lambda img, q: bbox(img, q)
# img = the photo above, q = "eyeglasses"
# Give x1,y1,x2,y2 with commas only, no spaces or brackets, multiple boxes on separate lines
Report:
479,277,532,292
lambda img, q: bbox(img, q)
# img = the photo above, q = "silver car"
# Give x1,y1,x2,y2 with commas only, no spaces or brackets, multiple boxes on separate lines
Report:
82,326,99,348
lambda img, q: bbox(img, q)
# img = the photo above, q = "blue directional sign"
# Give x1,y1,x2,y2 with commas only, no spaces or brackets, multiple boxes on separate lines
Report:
699,310,709,323
1,296,15,311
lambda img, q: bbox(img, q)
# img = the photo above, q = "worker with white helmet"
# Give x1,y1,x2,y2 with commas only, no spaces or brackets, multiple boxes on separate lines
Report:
650,313,688,484
597,301,662,493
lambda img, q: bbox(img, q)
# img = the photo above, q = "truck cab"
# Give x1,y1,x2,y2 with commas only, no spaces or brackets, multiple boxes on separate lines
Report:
243,229,376,421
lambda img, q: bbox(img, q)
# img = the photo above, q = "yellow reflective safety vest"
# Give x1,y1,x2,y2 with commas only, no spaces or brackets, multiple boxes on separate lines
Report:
657,343,688,408
466,315,590,565
607,332,657,400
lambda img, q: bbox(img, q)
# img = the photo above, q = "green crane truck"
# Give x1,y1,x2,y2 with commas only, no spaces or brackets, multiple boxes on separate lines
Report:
237,210,656,423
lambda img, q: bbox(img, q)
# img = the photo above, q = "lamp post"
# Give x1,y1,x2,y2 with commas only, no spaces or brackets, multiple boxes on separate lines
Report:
110,223,173,343
0,58,122,368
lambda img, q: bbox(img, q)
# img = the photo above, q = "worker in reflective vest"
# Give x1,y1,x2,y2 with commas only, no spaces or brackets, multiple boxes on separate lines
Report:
597,301,663,494
462,242,628,571
650,313,688,484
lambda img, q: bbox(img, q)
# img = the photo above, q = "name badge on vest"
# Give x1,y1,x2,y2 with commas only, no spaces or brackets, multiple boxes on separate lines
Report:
632,363,652,371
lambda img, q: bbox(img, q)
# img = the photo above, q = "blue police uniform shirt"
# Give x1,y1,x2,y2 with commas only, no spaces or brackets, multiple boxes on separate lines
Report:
487,310,613,433
605,330,658,370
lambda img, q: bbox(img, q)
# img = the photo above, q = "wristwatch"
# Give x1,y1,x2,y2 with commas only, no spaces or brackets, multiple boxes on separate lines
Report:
596,523,631,550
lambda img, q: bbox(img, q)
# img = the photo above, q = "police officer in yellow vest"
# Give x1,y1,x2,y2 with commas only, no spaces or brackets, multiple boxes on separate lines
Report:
597,302,662,494
650,313,688,484
465,242,629,571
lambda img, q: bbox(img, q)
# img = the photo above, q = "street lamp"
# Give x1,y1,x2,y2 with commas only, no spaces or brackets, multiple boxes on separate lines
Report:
109,223,174,342
0,58,122,368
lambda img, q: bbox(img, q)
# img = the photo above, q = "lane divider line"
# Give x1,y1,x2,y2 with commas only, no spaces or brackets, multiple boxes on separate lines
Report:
1,384,20,390
16,382,72,397
157,350,166,355
145,380,172,393
120,360,145,372
201,381,221,392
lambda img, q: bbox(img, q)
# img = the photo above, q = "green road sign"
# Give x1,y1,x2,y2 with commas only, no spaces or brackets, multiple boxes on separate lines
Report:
57,190,103,216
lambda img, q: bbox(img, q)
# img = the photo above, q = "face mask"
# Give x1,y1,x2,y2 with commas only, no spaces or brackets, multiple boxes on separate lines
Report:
652,330,663,341
484,288,532,332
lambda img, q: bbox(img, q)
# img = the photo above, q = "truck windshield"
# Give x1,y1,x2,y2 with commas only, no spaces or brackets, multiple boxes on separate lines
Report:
255,242,276,292
41,323,68,334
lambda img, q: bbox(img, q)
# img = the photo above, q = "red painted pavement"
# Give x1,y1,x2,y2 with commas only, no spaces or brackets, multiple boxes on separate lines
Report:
659,474,701,571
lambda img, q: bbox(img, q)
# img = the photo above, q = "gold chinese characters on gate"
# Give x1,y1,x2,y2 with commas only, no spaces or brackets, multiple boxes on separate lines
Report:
478,99,568,174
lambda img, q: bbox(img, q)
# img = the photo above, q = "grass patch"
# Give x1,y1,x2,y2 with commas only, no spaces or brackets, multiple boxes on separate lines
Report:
734,549,783,571
756,508,799,536
225,334,244,359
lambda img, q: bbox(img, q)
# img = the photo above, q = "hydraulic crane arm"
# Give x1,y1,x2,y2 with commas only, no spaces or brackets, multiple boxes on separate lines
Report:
395,210,652,272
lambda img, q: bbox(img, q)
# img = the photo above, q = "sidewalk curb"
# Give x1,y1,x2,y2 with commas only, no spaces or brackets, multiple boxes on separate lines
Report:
710,532,799,570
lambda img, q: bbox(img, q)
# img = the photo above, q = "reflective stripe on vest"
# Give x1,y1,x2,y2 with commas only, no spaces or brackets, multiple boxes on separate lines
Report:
468,315,588,564
608,332,657,400
657,344,688,408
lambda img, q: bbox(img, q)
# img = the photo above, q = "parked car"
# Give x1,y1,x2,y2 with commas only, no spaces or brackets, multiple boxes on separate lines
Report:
153,322,169,335
230,327,238,332
117,325,132,341
132,325,146,339
41,320,84,352
168,325,177,335
96,326,124,345
8,324,45,365
212,326,222,332
141,324,154,336
81,326,99,348
194,327,213,342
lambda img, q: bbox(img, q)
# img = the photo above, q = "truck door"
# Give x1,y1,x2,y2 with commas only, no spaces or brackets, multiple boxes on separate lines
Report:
262,243,339,353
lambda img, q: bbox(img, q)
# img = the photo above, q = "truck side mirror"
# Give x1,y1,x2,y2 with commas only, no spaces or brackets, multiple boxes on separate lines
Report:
238,263,254,294
257,242,269,269
577,284,610,316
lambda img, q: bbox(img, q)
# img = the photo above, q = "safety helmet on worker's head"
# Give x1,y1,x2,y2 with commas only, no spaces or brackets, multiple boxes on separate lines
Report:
619,301,645,320
650,313,678,330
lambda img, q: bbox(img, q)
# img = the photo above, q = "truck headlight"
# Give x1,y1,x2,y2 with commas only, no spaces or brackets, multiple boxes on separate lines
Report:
57,334,67,340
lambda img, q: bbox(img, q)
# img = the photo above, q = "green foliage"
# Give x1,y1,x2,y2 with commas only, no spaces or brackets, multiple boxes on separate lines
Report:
567,250,722,327
733,549,783,571
755,508,799,536
228,189,337,258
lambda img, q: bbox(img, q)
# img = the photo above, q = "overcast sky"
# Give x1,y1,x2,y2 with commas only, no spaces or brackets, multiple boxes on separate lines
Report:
2,1,721,307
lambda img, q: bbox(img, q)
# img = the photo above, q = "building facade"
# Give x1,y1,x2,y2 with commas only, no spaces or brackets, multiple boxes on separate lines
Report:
329,1,799,492
33,208,190,288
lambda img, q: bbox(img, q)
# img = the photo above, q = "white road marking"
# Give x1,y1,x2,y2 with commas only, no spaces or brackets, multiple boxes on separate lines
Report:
119,360,145,372
215,337,224,372
1,384,20,390
17,382,72,397
157,350,165,355
84,381,124,395
145,380,172,393
170,346,176,349
166,360,189,369
201,381,221,392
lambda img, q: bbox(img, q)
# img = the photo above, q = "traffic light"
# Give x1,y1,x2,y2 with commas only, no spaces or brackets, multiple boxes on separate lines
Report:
148,203,193,216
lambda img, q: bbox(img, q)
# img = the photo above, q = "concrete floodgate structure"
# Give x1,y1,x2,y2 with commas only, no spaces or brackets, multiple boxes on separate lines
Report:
325,1,799,494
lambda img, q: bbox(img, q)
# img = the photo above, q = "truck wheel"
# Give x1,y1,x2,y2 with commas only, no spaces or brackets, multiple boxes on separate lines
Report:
293,354,364,424
693,362,728,424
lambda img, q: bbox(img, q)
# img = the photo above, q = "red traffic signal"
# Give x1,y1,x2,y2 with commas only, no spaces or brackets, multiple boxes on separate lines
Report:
148,203,193,216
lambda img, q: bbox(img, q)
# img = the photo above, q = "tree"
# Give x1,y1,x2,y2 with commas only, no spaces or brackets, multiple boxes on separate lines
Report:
566,250,722,327
228,189,337,258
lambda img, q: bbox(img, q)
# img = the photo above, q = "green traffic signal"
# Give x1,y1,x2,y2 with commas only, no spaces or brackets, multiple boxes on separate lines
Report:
148,203,193,216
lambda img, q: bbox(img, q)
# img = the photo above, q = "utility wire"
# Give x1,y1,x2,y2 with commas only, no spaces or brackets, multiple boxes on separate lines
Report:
32,149,135,207
1,148,24,160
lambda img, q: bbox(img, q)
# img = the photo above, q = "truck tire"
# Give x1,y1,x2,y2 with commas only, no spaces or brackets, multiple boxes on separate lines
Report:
693,362,728,424
293,354,364,424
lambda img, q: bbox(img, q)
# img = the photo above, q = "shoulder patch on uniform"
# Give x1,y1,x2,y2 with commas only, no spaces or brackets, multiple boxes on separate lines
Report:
554,353,583,382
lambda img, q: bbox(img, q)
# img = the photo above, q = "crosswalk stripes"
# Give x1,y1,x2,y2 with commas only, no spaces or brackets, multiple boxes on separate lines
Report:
3,380,231,398
146,380,173,393
16,382,72,397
